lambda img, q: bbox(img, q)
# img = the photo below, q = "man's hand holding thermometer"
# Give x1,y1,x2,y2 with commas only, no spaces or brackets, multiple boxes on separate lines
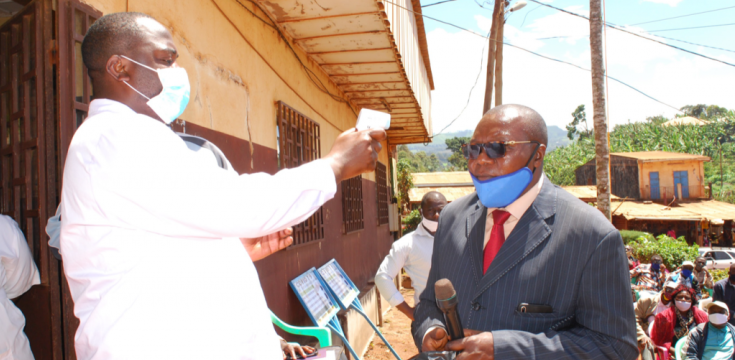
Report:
324,108,390,182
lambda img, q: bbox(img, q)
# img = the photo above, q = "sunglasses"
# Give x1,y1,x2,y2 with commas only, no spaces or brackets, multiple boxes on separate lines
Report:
462,141,540,160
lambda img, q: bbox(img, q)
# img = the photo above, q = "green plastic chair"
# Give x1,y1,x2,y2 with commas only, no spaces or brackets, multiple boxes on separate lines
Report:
707,288,714,298
675,336,687,360
270,310,333,347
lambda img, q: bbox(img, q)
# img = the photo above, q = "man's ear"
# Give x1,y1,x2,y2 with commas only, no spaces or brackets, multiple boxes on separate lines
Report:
106,55,130,82
419,208,423,217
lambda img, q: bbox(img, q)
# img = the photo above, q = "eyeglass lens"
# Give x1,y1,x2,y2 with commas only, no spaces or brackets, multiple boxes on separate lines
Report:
462,143,506,160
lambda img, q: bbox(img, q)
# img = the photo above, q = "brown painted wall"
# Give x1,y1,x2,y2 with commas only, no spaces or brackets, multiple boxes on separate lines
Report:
576,156,640,199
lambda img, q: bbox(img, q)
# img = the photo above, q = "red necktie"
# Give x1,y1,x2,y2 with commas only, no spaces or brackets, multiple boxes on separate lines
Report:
483,210,511,274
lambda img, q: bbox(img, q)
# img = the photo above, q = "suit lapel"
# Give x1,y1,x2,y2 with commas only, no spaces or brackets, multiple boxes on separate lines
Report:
472,177,557,300
466,199,488,286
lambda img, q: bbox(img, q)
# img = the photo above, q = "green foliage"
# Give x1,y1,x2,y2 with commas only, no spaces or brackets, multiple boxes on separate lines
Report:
629,234,699,270
396,159,414,214
679,104,730,120
445,137,469,171
711,269,728,283
566,104,591,140
620,230,652,245
646,115,668,124
397,145,444,173
401,209,422,233
544,137,595,186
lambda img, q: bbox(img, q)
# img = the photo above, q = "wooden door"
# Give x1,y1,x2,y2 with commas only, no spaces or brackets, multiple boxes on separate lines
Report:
0,0,64,359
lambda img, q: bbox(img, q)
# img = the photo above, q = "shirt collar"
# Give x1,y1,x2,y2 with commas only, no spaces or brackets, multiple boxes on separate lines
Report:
709,323,729,333
486,175,544,221
413,223,434,239
88,98,139,118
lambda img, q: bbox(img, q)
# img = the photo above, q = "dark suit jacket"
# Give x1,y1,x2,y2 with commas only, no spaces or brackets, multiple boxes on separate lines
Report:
412,176,638,359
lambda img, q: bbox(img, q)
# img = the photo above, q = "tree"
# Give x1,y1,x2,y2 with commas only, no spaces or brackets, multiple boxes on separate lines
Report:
646,115,668,124
396,159,414,214
680,104,730,120
565,104,591,140
589,0,612,221
445,136,470,171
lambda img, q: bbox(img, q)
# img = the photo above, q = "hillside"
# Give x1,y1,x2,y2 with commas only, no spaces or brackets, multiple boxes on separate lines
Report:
407,125,571,166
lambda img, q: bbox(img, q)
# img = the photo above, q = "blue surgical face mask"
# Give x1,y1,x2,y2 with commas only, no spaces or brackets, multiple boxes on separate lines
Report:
120,55,190,124
471,146,539,209
651,263,661,272
681,269,692,278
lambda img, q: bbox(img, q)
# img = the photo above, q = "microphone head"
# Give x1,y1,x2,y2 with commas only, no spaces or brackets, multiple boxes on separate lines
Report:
435,278,456,301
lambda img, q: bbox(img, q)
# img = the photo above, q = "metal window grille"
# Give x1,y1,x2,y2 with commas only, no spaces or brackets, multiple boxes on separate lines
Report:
376,162,389,225
342,175,364,233
276,101,324,245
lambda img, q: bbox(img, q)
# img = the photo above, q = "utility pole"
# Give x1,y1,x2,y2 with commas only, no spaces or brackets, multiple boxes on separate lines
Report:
483,0,503,114
589,0,612,221
494,1,505,107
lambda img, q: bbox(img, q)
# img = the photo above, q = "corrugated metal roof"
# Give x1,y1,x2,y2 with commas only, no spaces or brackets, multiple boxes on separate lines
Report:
611,151,711,162
612,199,735,221
412,172,472,186
562,186,620,201
255,0,433,144
409,186,475,203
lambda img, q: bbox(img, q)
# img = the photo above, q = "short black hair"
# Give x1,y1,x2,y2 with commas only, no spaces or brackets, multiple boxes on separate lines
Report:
81,12,153,72
421,191,447,209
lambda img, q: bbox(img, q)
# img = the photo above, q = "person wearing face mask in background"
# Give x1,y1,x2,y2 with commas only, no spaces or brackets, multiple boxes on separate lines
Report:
652,285,708,357
635,281,678,360
683,301,735,360
413,105,637,359
713,264,735,326
61,12,386,360
633,254,669,294
375,192,447,321
627,246,640,270
693,257,714,297
671,261,702,298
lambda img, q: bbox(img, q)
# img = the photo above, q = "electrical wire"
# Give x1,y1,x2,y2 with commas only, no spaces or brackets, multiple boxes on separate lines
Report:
525,0,735,68
233,0,358,116
379,0,685,136
422,0,458,7
534,33,735,54
648,22,735,33
519,4,543,28
630,5,735,26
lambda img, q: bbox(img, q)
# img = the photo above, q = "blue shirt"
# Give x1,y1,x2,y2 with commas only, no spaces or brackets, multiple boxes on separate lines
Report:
703,323,734,360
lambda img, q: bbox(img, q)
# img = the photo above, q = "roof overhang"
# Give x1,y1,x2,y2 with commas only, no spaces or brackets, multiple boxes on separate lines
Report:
255,0,433,144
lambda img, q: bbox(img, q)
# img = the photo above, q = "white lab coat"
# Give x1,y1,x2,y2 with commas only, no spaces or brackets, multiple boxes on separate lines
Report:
375,224,434,307
61,99,337,360
0,215,40,360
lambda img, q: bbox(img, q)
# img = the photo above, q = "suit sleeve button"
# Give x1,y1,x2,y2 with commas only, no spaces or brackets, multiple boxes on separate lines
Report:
472,302,481,311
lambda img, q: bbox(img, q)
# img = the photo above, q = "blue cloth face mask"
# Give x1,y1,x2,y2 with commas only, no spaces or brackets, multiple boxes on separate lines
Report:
470,145,539,209
120,55,191,124
681,269,692,278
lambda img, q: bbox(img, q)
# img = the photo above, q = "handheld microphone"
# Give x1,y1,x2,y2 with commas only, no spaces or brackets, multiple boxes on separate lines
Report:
435,278,464,341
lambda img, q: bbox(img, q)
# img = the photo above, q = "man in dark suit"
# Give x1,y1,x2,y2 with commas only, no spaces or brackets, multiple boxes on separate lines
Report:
412,105,637,359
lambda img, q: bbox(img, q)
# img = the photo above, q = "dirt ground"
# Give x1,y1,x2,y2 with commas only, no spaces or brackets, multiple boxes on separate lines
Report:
363,288,419,360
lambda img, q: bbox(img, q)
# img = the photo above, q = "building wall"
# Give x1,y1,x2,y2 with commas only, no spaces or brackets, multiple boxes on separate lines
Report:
575,156,640,199
78,0,396,329
639,160,706,200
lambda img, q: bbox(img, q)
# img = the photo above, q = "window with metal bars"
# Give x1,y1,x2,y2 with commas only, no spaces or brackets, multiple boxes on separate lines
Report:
276,101,324,245
342,175,364,233
376,162,389,225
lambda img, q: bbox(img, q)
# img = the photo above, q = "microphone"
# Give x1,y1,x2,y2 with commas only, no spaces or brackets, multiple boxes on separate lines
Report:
435,278,464,341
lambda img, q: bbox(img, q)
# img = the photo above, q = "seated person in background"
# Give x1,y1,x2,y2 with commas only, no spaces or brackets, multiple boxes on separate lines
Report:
636,281,678,360
634,254,669,292
0,214,41,360
652,285,708,357
671,261,702,297
375,191,447,321
693,257,714,296
628,245,640,270
714,265,735,326
683,301,735,360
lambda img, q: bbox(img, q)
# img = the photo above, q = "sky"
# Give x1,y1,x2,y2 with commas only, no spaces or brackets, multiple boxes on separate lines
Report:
418,0,735,135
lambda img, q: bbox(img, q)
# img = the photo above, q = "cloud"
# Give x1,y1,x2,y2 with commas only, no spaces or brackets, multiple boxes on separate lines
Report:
641,0,683,7
426,10,735,135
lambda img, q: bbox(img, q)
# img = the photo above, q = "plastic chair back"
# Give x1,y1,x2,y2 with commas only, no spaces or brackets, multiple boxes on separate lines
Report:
270,310,333,347
674,337,686,360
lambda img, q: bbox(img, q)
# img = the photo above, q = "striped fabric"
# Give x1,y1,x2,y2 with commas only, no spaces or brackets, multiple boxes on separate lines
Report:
412,176,638,359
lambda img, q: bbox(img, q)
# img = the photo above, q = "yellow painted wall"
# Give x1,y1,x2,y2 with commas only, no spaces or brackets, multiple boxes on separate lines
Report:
639,160,706,199
78,0,389,180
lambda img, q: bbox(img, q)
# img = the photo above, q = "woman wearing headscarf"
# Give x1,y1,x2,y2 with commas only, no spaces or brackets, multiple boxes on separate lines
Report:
651,284,708,357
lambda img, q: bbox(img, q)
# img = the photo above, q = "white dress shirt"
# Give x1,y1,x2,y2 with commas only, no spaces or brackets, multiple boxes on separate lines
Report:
0,214,40,360
375,224,434,307
61,99,337,360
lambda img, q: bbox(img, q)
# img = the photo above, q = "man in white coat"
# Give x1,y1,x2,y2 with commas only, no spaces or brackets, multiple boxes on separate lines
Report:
0,215,40,360
61,12,386,360
375,192,447,321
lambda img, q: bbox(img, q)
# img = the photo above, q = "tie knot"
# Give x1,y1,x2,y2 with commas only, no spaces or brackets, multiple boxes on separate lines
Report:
492,210,511,225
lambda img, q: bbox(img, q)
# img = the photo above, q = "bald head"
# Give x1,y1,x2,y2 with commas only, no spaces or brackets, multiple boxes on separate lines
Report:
477,105,548,146
421,191,447,209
